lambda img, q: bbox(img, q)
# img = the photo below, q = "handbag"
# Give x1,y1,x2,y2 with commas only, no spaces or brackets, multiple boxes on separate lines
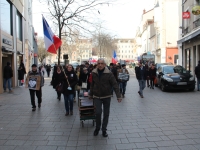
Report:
154,78,157,84
56,83,64,93
82,75,88,89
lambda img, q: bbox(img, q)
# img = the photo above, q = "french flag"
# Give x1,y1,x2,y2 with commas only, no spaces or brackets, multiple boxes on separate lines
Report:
112,50,118,64
42,16,62,54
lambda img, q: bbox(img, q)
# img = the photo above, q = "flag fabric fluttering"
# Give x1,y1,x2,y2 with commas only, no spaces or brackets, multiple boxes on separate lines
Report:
112,50,118,64
42,16,62,54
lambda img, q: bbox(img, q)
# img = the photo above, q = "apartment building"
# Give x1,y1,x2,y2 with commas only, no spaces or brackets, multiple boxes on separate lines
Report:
114,39,136,63
177,0,200,73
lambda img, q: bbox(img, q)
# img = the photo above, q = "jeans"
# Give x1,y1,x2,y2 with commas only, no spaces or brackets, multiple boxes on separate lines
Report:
3,78,12,91
150,77,155,87
138,80,146,96
197,78,200,91
29,88,42,108
94,98,111,131
120,82,127,95
63,94,74,113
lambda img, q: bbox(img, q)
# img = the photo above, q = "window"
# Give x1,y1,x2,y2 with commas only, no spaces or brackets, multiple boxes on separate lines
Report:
1,0,12,35
16,11,22,41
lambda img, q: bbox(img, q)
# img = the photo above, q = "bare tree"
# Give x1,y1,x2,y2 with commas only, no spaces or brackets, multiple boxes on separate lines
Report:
40,0,114,65
37,37,51,63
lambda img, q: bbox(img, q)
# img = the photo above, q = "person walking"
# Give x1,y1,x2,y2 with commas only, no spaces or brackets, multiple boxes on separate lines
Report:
3,62,13,93
52,65,64,100
18,61,26,86
46,65,51,77
79,67,90,91
195,60,200,91
145,62,150,87
136,62,147,98
149,64,157,89
62,64,78,116
26,64,44,111
118,64,129,98
89,59,122,137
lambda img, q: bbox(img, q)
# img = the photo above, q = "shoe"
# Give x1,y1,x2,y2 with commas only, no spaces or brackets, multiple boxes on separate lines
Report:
141,95,144,98
70,111,73,115
32,108,36,111
152,87,154,89
122,94,125,98
38,103,41,108
65,112,69,116
102,131,108,137
58,97,61,101
9,90,13,93
93,129,99,136
138,91,141,96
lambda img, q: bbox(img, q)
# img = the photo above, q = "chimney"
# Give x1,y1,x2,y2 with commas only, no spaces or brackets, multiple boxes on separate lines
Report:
143,9,146,14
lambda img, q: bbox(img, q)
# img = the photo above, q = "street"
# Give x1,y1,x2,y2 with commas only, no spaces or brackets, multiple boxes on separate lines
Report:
0,69,200,150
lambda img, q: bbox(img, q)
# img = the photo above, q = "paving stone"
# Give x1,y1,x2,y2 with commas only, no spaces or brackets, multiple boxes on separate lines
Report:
35,146,57,150
174,139,196,145
178,145,198,150
4,140,26,146
147,136,163,142
115,143,137,149
0,146,15,150
155,141,177,147
157,146,181,150
135,142,157,149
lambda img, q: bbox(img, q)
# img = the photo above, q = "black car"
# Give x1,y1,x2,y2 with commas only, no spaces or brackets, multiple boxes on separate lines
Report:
156,65,195,91
155,62,173,69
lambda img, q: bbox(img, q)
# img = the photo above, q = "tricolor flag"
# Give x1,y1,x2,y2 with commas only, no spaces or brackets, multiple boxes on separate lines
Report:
42,16,62,54
112,50,118,64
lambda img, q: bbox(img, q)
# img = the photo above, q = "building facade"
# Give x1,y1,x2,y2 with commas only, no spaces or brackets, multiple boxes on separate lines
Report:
177,0,200,74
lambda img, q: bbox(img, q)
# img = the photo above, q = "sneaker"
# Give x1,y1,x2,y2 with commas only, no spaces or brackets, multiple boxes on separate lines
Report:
93,129,99,136
102,131,108,137
65,112,69,116
38,103,41,108
138,91,141,96
32,108,36,111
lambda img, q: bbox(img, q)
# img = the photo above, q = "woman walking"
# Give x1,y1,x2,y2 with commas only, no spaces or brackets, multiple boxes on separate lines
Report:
62,64,78,116
78,67,90,91
149,64,157,89
52,65,64,100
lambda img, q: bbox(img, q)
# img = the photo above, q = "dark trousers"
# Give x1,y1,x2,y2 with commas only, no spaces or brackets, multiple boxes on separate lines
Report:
29,88,42,108
150,77,155,87
197,78,200,91
94,98,111,131
57,91,61,98
120,82,127,95
47,71,50,77
146,76,150,86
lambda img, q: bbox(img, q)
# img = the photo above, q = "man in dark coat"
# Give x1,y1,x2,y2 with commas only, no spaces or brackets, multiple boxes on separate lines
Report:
89,59,122,137
195,60,200,91
3,62,13,93
135,62,147,98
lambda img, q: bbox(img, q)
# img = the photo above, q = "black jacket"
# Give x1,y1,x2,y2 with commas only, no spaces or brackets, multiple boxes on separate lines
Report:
62,70,78,95
195,64,200,78
136,66,147,80
78,72,90,89
52,71,64,89
3,66,13,79
149,68,157,78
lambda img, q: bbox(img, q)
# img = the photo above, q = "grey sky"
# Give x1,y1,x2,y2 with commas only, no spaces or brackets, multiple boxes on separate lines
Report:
33,0,155,38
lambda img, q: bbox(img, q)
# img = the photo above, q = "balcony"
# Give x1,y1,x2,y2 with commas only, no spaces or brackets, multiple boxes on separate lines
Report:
193,18,200,29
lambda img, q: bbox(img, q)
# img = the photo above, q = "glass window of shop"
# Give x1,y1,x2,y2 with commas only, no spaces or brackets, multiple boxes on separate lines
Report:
0,0,12,35
16,11,22,41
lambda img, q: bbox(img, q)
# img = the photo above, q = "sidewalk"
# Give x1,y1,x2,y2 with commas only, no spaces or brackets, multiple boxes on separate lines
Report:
0,76,200,149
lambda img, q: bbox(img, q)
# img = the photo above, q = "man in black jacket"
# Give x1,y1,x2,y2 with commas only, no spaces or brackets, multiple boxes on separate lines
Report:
195,60,200,91
135,62,147,98
3,62,13,93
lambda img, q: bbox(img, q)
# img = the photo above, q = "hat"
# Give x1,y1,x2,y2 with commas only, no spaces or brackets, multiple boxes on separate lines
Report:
32,64,37,67
122,64,126,67
7,62,10,66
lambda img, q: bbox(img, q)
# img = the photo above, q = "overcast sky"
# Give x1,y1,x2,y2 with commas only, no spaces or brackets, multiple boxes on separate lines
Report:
32,0,155,38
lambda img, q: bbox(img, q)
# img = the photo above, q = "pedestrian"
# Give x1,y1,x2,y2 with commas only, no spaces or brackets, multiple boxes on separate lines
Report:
62,64,78,116
145,62,150,87
74,66,81,102
89,58,122,137
149,64,157,89
136,62,148,98
46,64,51,77
18,61,26,86
52,65,64,100
25,64,44,111
195,60,200,91
3,62,13,93
118,64,129,98
41,65,45,76
79,67,90,91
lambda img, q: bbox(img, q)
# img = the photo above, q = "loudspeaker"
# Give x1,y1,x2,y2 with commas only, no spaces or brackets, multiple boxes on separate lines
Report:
63,54,68,59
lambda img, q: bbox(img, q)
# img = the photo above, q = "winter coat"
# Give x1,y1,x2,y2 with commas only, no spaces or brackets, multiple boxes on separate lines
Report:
136,66,148,80
149,68,157,78
52,71,64,89
62,70,78,95
18,68,24,80
3,66,13,79
195,64,200,78
89,67,121,99
78,72,90,90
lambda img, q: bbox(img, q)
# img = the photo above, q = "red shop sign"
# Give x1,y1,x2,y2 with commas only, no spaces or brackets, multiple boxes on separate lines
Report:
183,12,190,19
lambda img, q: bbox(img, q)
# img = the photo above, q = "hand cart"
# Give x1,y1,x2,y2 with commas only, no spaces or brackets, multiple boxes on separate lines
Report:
78,91,96,127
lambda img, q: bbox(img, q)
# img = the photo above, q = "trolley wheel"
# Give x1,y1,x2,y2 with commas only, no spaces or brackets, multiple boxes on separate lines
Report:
93,120,95,126
81,121,84,127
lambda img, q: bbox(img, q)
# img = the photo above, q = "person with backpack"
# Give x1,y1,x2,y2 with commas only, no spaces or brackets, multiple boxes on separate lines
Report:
25,64,44,111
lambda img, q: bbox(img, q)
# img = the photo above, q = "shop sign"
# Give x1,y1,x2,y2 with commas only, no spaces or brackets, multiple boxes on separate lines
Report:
2,38,12,46
183,12,190,19
192,5,200,15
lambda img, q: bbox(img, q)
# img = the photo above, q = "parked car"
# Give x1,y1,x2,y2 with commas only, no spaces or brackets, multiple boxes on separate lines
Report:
155,63,173,69
155,65,195,91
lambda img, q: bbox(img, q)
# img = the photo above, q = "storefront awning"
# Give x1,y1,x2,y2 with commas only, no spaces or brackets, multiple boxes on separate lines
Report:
177,27,200,44
2,46,15,53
